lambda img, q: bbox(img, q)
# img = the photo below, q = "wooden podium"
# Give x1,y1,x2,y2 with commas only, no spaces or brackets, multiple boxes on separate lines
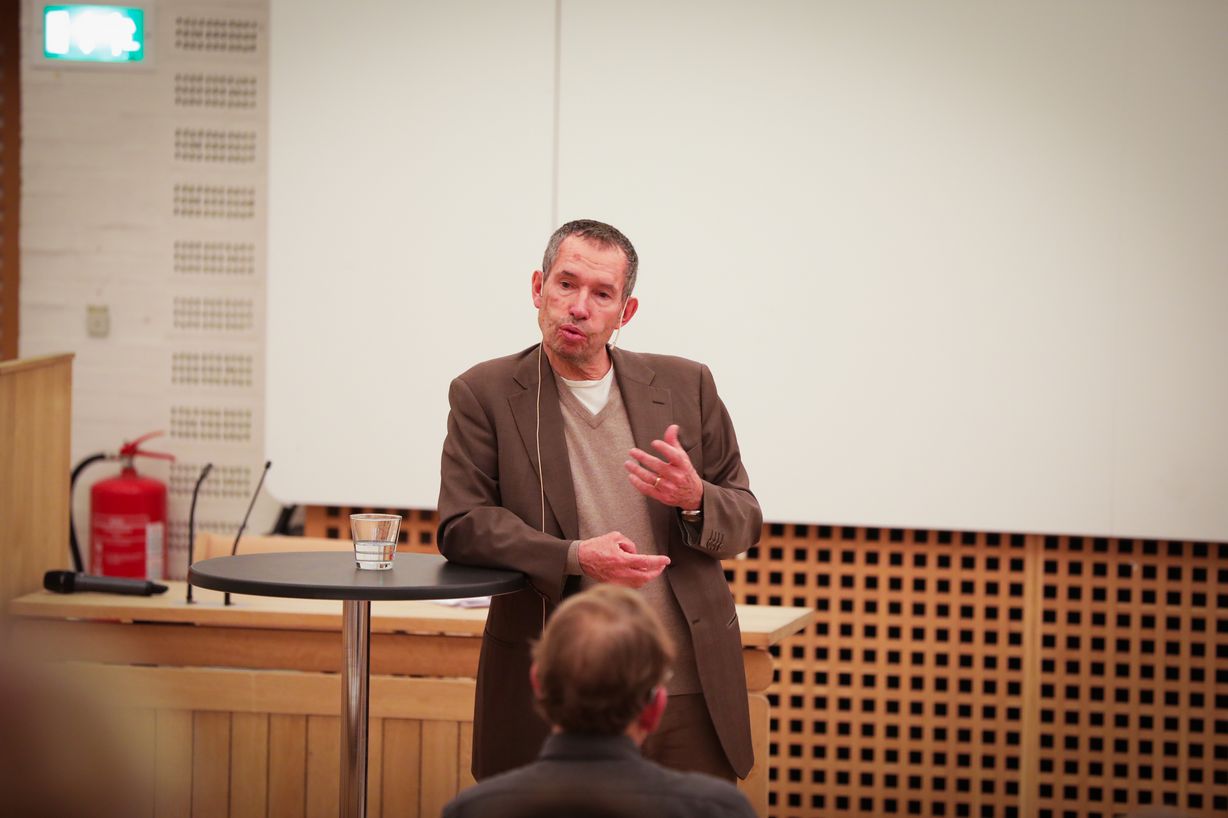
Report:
0,353,73,615
8,582,812,818
0,356,815,816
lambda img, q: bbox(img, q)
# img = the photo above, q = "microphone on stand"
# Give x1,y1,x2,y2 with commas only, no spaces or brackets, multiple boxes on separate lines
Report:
185,463,213,604
225,460,272,606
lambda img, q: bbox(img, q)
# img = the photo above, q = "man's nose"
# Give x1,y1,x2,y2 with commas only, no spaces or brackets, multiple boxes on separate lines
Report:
569,295,590,320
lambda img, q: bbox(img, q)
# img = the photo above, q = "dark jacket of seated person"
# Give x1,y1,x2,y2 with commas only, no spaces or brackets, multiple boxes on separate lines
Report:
441,585,755,818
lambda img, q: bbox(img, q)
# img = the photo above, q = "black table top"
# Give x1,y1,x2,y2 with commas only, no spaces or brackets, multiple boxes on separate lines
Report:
189,551,526,602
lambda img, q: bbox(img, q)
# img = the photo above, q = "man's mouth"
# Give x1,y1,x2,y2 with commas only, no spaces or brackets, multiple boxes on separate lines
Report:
559,324,586,342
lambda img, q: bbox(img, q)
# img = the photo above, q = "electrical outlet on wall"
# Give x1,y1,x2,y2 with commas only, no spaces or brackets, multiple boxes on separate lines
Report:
86,305,110,338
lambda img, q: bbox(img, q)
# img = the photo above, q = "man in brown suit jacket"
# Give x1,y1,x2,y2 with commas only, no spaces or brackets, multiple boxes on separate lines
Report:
437,220,762,781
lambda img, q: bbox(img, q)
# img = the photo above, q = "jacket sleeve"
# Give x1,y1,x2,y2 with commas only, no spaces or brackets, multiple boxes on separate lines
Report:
436,375,572,604
679,364,763,560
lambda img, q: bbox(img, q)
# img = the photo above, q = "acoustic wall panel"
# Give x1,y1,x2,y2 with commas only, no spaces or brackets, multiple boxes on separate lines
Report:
305,506,1228,818
21,0,278,577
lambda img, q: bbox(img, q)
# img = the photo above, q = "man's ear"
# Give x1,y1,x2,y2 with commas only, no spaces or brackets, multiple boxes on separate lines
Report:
530,663,542,699
531,270,544,309
637,686,668,735
618,296,639,327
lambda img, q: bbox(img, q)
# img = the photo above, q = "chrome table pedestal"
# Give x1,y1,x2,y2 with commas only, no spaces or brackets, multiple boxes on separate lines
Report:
190,550,525,818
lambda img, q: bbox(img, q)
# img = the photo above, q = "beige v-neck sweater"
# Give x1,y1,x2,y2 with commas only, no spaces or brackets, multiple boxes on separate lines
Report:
558,379,700,695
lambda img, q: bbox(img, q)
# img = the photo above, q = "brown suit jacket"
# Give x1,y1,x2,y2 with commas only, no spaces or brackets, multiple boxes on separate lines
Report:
437,345,762,779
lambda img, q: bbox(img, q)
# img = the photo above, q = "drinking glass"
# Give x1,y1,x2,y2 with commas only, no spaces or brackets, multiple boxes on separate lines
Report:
349,514,401,571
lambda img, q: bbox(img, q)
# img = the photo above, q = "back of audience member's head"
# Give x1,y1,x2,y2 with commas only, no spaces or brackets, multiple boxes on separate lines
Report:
532,585,674,735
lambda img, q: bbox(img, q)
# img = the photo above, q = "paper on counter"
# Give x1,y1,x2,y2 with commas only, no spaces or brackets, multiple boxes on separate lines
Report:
429,596,491,609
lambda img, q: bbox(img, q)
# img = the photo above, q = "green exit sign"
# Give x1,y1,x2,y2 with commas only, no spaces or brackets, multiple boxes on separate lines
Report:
43,5,145,63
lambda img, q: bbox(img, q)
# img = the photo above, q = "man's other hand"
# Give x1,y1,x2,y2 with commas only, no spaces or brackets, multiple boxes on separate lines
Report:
577,531,670,588
625,424,703,511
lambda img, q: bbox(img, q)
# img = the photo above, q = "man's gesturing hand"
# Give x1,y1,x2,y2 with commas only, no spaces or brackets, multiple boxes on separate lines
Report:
577,531,670,588
624,424,703,511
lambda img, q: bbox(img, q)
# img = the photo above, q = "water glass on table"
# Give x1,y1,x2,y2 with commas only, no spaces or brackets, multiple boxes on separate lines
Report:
349,514,401,570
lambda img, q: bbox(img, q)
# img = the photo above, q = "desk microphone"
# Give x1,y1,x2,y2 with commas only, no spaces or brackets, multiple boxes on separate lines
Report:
225,459,273,606
185,462,214,604
44,570,168,596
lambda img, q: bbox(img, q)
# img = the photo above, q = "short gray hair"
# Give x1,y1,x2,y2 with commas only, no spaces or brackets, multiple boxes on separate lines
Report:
541,220,639,300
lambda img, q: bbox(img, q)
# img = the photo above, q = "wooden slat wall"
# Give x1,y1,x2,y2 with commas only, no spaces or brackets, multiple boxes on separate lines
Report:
49,665,477,818
0,355,73,613
123,710,472,818
305,506,1228,818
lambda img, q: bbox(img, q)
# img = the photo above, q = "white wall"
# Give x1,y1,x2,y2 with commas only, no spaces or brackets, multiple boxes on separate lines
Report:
266,0,556,513
267,0,1228,542
554,0,1228,540
20,0,279,576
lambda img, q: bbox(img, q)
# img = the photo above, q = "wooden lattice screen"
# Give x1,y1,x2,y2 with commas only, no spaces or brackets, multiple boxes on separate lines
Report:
305,506,1228,818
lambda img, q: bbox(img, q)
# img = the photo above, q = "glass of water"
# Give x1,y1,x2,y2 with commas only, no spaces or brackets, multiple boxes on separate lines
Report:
349,514,401,571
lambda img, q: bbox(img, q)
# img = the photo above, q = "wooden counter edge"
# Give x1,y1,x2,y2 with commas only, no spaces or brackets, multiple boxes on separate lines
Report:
0,352,74,376
8,582,815,647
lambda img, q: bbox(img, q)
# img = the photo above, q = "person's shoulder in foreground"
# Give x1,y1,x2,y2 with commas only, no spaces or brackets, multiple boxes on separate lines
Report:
441,733,756,818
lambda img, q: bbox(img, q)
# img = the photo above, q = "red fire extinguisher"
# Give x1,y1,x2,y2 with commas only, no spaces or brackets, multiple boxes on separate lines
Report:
88,431,176,579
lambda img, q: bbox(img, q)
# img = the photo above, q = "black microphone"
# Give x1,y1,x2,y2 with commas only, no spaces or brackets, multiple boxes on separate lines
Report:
44,570,168,596
186,462,214,604
225,460,272,606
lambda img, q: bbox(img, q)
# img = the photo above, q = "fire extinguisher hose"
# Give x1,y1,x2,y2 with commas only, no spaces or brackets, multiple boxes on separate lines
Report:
69,452,110,573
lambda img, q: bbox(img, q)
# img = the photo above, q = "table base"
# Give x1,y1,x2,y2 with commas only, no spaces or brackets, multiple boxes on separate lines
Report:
341,599,370,818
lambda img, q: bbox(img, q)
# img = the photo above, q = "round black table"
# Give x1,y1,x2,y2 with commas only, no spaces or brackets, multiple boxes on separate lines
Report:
190,551,524,818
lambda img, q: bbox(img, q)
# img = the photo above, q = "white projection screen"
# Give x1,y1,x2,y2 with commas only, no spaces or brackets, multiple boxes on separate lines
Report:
268,0,1228,542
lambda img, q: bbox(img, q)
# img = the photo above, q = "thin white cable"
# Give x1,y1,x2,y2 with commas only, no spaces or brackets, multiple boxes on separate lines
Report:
536,343,545,533
609,300,629,349
536,343,548,628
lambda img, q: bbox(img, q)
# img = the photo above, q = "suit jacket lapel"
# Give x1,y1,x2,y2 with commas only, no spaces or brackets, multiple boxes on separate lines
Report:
509,347,580,541
611,348,676,557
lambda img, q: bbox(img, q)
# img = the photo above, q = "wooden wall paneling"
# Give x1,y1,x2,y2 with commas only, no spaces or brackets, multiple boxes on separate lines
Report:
8,619,481,679
154,709,193,818
1020,533,1045,818
0,355,72,614
303,507,1228,818
306,505,439,555
230,712,270,818
126,708,157,818
740,526,1031,818
59,662,473,723
420,720,461,816
1033,536,1228,818
193,710,232,818
382,719,422,818
267,714,307,818
366,717,383,818
304,715,340,818
459,721,476,791
29,656,774,814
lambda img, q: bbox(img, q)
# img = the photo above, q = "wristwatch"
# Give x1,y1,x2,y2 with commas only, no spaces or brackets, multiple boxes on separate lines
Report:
680,508,702,523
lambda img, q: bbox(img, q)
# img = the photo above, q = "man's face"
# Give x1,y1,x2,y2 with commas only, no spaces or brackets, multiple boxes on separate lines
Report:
532,235,638,377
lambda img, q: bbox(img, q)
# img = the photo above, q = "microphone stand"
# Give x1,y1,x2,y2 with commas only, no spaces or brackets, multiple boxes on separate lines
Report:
225,460,272,606
185,463,213,604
